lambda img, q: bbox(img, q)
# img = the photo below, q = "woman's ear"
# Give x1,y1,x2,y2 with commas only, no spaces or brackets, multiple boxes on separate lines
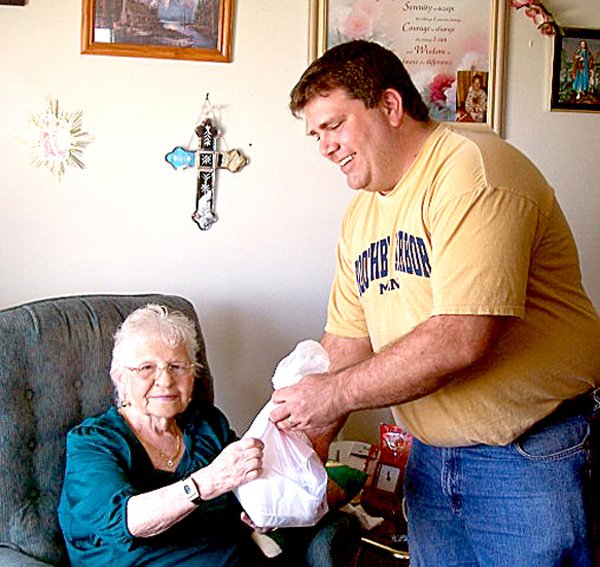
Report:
380,88,404,127
112,369,127,403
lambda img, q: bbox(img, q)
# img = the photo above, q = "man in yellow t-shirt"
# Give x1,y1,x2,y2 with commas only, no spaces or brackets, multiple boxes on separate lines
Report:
269,40,600,566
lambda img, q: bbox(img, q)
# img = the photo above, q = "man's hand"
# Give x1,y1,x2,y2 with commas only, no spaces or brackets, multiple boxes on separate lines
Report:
269,371,346,431
270,316,503,434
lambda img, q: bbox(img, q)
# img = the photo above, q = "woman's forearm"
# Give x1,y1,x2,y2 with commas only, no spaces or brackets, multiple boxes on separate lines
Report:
126,480,198,538
126,438,262,538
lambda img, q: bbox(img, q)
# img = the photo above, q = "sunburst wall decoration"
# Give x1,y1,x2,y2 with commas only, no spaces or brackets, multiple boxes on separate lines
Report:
26,98,93,181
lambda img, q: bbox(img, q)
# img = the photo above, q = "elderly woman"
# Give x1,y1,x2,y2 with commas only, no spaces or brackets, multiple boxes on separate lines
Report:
58,304,266,566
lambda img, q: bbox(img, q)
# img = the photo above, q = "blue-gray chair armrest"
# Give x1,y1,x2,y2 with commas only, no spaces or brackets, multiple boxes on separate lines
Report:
0,548,53,567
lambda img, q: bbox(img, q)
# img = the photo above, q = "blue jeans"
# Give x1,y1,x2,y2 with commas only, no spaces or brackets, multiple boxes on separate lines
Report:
405,411,594,566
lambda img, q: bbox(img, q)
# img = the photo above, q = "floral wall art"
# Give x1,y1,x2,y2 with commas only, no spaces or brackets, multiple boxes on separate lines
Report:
510,0,559,36
310,0,506,133
25,99,93,181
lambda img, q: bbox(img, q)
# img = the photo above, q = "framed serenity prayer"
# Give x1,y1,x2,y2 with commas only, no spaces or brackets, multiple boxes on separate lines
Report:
309,0,507,135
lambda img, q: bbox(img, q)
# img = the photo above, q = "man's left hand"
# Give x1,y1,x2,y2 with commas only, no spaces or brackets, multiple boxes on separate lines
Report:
269,372,345,431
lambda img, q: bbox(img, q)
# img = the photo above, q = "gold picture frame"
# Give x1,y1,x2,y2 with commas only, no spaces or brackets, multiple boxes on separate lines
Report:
81,0,234,63
308,0,507,135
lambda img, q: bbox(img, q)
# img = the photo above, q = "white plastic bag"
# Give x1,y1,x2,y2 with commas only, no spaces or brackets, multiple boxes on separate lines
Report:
234,340,330,529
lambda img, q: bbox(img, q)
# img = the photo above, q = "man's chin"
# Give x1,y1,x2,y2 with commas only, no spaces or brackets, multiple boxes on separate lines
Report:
345,177,365,191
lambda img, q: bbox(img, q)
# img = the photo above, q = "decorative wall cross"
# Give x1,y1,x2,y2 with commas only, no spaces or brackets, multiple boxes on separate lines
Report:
165,117,248,230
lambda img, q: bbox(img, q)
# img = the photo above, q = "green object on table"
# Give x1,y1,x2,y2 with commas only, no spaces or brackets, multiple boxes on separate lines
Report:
326,463,368,501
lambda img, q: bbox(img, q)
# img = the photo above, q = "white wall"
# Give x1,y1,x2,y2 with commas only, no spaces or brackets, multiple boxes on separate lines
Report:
1,1,598,443
504,2,600,306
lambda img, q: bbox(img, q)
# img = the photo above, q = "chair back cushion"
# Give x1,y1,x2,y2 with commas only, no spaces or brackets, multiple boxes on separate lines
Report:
0,294,212,564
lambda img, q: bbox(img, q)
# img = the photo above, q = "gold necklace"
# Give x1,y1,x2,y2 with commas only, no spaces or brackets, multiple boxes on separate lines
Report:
121,413,181,468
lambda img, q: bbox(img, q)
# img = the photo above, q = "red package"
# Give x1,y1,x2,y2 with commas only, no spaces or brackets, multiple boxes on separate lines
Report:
378,423,413,468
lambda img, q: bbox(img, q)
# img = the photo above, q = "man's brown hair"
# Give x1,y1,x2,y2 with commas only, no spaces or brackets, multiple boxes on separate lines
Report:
290,40,430,122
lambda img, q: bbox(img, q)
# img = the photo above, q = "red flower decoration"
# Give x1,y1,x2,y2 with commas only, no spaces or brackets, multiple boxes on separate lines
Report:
511,0,558,36
538,21,555,35
429,74,455,105
525,5,543,17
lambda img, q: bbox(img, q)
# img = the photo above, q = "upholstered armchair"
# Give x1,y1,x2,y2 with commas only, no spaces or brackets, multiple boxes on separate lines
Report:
0,294,213,565
0,294,361,567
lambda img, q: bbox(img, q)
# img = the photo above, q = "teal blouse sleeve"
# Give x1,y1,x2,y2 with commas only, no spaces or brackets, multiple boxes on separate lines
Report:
58,409,141,552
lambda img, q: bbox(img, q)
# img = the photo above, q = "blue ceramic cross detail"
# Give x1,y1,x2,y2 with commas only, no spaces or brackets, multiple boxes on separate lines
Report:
165,118,248,230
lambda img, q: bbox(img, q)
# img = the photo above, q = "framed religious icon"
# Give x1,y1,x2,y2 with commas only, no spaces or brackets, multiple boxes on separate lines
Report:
550,27,600,112
308,0,507,135
81,0,234,62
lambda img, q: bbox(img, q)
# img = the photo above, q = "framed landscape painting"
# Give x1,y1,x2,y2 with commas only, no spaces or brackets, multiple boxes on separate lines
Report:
81,0,234,62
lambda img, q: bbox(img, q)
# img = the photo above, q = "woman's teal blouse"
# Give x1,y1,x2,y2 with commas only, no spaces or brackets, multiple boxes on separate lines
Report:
58,403,261,566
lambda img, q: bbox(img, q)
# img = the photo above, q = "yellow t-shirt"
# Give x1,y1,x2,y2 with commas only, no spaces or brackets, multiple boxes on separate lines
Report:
325,124,600,446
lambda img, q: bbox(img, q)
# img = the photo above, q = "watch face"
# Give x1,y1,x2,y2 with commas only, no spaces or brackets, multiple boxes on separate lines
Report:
182,477,199,501
375,464,401,493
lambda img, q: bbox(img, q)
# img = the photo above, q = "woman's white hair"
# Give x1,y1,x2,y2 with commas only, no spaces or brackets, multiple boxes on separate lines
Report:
110,303,199,382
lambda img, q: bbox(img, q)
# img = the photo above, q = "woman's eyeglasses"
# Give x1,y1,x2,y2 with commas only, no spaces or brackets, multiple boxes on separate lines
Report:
125,362,196,380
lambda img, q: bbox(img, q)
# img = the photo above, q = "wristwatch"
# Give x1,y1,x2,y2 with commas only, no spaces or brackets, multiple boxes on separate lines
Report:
181,476,202,505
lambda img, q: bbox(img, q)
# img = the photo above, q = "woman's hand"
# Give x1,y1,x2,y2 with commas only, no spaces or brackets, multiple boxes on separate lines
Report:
241,511,271,534
126,438,263,538
193,438,264,500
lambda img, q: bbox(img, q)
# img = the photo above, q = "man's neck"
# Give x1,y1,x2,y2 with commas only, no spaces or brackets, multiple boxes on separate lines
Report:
380,118,439,194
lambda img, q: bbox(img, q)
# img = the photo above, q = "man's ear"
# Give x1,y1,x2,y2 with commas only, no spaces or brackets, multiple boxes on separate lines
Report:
380,89,404,127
